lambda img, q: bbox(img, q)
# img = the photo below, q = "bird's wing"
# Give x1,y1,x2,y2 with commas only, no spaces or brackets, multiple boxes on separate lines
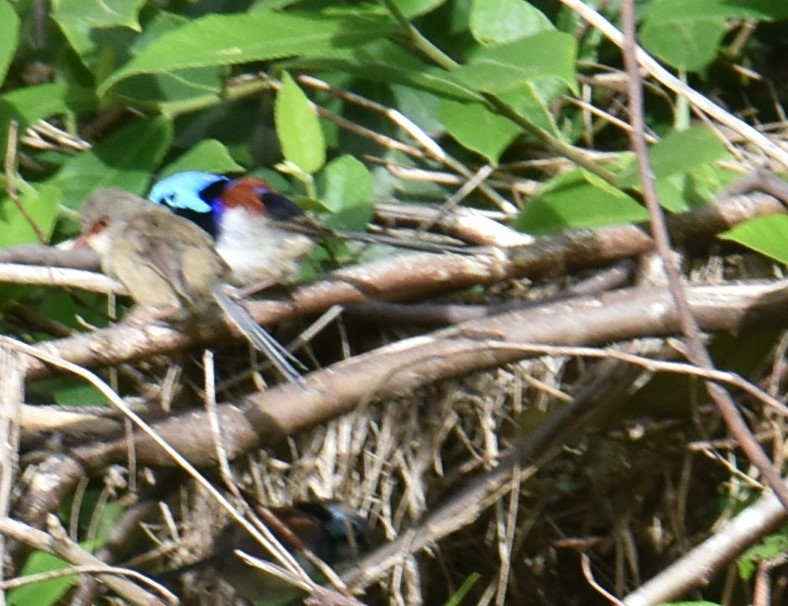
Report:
105,221,181,308
123,210,226,305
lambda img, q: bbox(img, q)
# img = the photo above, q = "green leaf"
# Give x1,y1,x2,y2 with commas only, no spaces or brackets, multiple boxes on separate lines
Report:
515,170,648,234
641,16,727,71
7,551,75,606
653,173,699,213
99,11,395,96
0,84,69,129
0,83,95,148
112,11,224,113
0,185,61,247
53,381,111,406
391,84,444,136
737,532,788,580
394,0,448,18
680,164,739,208
34,290,107,333
52,0,144,31
113,67,223,112
643,0,788,22
0,0,20,85
452,31,577,94
92,501,125,543
469,0,554,46
615,126,731,188
498,80,565,139
317,155,374,231
276,72,326,174
640,0,788,72
158,139,245,178
718,215,788,264
52,0,145,71
444,572,481,606
438,99,522,164
651,165,732,213
287,41,480,101
47,117,173,208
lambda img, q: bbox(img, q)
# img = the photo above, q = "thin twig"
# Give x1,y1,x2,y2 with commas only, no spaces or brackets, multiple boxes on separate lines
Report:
562,0,788,169
0,336,320,595
0,515,175,605
622,484,788,605
296,73,516,213
581,553,626,606
620,0,788,509
4,121,47,243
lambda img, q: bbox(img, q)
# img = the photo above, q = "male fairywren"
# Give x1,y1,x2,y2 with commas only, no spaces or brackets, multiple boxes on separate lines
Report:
164,500,371,604
149,171,313,286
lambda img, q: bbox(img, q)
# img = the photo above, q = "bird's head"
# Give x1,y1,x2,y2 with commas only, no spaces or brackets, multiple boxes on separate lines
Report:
148,171,229,236
77,189,157,254
218,177,305,223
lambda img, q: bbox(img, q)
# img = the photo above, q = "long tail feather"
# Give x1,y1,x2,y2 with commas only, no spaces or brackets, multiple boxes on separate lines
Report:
211,287,304,385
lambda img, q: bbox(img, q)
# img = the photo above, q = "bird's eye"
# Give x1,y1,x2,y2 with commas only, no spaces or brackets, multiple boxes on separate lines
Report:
91,214,110,232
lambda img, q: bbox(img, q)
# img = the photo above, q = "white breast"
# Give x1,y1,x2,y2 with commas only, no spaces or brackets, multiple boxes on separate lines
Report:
216,210,313,285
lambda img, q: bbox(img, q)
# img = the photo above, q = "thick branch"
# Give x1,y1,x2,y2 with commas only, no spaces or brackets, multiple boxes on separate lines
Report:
70,281,788,469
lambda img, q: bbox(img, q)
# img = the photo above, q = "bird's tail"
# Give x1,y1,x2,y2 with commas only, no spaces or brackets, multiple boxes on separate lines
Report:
211,287,304,385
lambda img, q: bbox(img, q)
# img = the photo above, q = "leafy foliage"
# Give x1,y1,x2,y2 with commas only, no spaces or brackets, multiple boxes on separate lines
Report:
7,551,75,606
737,528,788,580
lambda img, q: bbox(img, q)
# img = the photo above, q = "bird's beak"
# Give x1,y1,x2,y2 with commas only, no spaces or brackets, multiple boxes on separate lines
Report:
72,234,91,248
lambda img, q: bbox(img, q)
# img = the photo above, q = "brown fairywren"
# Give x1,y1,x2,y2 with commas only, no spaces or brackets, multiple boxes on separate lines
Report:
78,189,303,384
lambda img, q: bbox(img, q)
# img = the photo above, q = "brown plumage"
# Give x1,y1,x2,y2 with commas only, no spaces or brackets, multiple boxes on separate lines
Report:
79,189,302,384
81,189,227,308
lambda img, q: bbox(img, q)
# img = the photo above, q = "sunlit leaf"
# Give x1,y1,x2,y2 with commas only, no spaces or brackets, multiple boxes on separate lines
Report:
7,552,75,606
516,170,648,234
616,127,731,188
99,11,395,96
469,0,553,46
158,139,244,179
497,80,564,139
393,0,447,18
0,185,61,247
0,0,20,85
318,155,374,230
452,31,577,94
438,98,522,164
0,84,95,154
641,16,726,71
287,42,480,101
52,0,145,70
276,72,326,174
643,0,788,21
737,534,788,580
719,215,788,264
47,118,173,208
